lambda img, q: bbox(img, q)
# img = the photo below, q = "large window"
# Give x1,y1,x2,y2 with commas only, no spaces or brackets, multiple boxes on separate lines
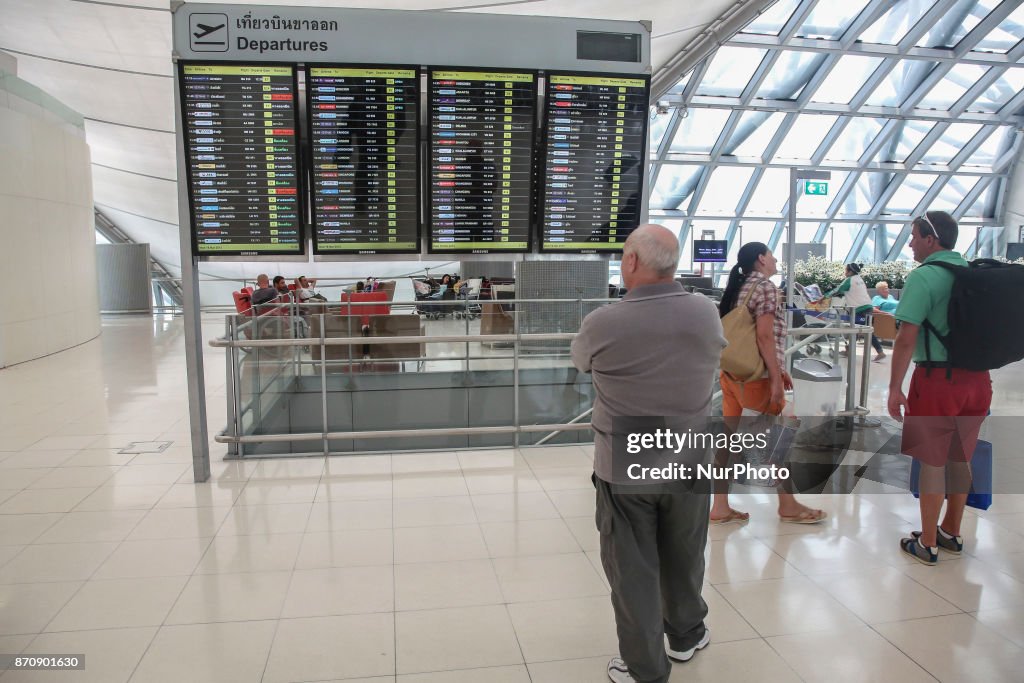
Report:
649,0,1021,274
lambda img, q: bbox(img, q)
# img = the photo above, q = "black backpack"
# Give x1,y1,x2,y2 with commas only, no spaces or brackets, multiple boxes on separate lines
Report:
920,258,1024,371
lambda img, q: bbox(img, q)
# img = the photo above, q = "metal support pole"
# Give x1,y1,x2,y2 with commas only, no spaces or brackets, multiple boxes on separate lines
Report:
173,64,210,483
787,168,797,308
860,314,872,410
320,313,328,457
228,316,242,459
513,306,520,449
845,309,858,414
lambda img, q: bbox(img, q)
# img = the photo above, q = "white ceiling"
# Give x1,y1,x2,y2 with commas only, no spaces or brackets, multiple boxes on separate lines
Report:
0,0,740,281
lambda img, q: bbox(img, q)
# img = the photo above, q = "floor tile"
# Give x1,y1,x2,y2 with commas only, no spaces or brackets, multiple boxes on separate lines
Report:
0,513,61,545
463,471,545,496
394,524,489,564
481,518,582,558
281,565,394,618
74,484,173,511
394,496,478,527
763,533,895,575
898,555,1024,612
520,446,591,469
0,451,78,468
215,502,312,536
107,464,191,487
532,467,594,492
973,607,1024,648
5,627,156,683
316,476,393,501
165,571,292,625
195,532,303,574
391,452,461,474
323,454,393,477
249,457,325,480
263,613,395,683
154,482,245,509
397,665,530,682
0,542,118,583
295,529,394,569
127,506,231,540
306,499,394,531
0,469,50,490
0,581,82,635
545,488,596,518
703,586,760,643
29,466,120,490
507,596,618,662
767,624,935,683
704,537,799,584
129,620,277,683
563,516,600,552
714,577,866,637
235,479,320,506
492,553,607,603
470,492,561,523
0,488,96,514
60,449,137,467
457,450,529,471
395,559,503,612
393,473,469,499
93,538,211,579
396,605,522,675
874,613,1024,683
809,566,962,623
46,576,187,632
35,510,146,544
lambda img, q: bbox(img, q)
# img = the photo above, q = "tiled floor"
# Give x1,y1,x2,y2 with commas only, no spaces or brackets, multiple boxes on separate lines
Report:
0,316,1022,682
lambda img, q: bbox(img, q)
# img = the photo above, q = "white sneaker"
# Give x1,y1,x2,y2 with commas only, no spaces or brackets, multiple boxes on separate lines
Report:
607,657,635,682
665,628,711,662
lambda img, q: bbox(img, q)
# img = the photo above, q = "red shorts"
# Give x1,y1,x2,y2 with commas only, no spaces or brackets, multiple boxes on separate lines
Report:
901,366,991,467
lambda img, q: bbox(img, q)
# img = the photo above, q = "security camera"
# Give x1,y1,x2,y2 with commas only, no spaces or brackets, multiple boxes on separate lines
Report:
655,101,670,115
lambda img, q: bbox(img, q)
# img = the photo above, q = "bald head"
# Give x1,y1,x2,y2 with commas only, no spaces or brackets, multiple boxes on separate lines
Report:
256,274,270,288
622,224,680,286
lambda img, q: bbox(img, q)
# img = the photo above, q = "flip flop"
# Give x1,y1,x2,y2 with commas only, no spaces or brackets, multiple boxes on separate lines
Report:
779,508,827,524
710,510,749,525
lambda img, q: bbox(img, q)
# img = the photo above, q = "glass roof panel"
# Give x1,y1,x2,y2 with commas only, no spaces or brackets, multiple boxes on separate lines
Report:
859,0,935,46
796,0,871,40
745,168,789,216
755,50,822,100
696,47,768,97
970,67,1024,113
772,114,839,162
700,167,756,215
916,0,989,48
649,164,701,211
934,175,981,212
810,55,884,104
972,4,1024,53
961,126,1004,168
824,117,884,162
918,64,987,110
920,123,984,164
741,0,801,36
864,61,944,107
648,109,672,154
964,181,995,216
876,120,935,163
668,108,731,154
725,111,786,159
888,173,940,214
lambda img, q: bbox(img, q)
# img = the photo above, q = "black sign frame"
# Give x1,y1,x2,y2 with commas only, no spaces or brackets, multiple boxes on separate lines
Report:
179,60,307,257
537,69,650,254
305,63,423,256
425,66,540,255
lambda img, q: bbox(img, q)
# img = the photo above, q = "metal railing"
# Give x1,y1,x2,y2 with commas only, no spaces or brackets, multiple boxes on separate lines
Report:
210,299,878,458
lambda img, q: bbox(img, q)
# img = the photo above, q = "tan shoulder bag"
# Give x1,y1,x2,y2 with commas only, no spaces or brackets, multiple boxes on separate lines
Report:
720,283,766,382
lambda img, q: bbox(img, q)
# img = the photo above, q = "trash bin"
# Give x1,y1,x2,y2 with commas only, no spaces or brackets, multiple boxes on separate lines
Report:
791,357,844,416
791,357,850,453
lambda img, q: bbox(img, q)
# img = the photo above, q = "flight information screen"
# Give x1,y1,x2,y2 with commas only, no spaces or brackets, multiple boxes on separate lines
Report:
180,63,303,255
307,66,420,254
428,69,537,253
539,73,649,252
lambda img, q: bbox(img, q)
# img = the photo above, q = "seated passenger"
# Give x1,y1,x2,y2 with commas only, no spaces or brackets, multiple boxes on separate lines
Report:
273,275,290,298
427,274,451,299
251,274,279,306
295,276,326,303
872,281,899,314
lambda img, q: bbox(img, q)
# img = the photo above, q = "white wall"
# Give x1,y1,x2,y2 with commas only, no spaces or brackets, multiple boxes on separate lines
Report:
0,72,99,367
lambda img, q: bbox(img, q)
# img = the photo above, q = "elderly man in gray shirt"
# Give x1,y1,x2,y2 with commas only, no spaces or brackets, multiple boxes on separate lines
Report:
572,224,725,683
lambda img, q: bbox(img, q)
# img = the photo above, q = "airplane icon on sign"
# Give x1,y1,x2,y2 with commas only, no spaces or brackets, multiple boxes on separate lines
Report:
189,13,228,51
193,23,225,40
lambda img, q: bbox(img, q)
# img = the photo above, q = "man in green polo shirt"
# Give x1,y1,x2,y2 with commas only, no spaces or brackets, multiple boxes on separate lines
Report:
887,210,992,566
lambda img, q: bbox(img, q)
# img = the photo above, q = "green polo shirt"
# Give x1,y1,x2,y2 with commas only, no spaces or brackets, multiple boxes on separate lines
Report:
894,250,968,362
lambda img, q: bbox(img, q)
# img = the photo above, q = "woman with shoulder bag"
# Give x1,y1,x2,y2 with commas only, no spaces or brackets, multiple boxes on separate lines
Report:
712,242,827,525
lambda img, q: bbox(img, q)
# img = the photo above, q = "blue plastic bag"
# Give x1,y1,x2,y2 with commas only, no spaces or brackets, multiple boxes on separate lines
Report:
909,440,992,511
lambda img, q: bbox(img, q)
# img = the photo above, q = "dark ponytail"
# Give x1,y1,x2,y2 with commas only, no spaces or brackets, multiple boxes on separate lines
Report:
719,242,769,318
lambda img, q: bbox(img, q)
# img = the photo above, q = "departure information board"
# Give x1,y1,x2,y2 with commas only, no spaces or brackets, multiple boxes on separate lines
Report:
428,70,537,253
307,66,420,253
180,63,303,255
540,73,649,252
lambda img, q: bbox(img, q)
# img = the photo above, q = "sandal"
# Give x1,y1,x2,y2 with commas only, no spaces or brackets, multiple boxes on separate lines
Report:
710,509,749,525
778,508,827,524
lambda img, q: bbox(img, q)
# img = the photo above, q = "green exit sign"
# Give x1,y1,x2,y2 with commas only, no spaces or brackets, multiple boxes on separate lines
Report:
804,181,829,195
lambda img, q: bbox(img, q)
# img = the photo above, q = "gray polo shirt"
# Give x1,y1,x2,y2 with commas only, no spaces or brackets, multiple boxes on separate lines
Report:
571,281,726,482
